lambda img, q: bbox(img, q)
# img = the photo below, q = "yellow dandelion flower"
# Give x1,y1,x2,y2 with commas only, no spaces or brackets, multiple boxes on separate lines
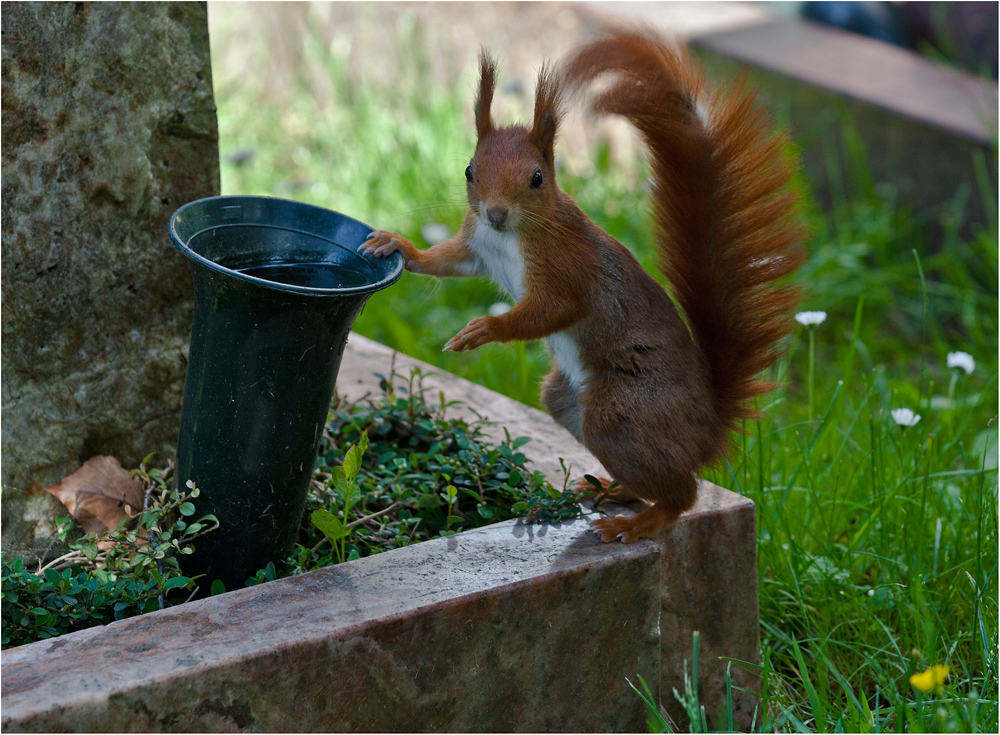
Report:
910,664,950,693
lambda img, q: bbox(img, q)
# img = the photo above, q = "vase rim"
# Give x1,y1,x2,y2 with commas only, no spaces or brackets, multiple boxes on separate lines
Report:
169,195,403,297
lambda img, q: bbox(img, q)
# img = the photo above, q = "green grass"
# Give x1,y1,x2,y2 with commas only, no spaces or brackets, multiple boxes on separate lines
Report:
210,11,998,732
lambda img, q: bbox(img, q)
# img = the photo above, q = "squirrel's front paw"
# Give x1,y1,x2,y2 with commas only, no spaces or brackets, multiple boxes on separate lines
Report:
443,316,497,352
359,230,413,262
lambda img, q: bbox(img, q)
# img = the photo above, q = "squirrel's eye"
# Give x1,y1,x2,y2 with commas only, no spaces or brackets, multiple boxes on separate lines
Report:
465,166,473,183
530,169,543,188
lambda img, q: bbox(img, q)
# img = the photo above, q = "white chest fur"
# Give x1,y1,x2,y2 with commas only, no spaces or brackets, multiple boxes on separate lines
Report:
467,222,525,300
546,331,588,389
468,221,588,389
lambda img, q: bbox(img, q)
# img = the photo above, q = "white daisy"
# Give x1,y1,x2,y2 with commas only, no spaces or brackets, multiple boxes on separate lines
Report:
891,408,921,427
946,351,975,375
795,311,827,326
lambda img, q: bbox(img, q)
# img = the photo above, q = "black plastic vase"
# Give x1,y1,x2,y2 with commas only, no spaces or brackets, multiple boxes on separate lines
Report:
169,196,402,591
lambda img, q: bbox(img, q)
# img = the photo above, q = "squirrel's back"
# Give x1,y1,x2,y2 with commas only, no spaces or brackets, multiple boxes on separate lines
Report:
563,30,804,462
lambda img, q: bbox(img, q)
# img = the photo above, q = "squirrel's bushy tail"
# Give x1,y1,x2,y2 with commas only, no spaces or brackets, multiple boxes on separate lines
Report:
563,31,804,449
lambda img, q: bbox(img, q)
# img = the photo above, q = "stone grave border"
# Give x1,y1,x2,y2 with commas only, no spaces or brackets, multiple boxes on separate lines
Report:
1,336,760,732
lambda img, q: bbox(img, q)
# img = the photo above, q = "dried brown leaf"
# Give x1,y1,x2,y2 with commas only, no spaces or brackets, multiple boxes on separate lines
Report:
44,456,145,535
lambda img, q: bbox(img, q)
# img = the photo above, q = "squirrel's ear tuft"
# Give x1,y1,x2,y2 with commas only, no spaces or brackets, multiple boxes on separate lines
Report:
531,63,562,165
475,49,498,141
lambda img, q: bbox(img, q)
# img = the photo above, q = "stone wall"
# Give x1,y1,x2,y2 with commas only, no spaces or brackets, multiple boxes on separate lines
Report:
1,2,219,557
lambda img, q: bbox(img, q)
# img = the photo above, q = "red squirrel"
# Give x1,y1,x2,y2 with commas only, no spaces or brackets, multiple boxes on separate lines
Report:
360,31,803,543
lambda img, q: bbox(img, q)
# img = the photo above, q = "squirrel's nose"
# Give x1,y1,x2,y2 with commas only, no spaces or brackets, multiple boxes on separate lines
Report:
487,206,508,228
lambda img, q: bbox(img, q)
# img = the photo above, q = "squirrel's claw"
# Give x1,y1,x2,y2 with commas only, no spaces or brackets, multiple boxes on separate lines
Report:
590,515,639,544
590,502,676,544
359,230,406,259
444,316,496,352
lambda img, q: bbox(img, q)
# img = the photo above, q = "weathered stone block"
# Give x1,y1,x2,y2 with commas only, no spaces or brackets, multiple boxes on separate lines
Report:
1,2,219,556
579,5,997,240
688,18,998,240
0,334,762,732
1,515,661,732
657,484,760,731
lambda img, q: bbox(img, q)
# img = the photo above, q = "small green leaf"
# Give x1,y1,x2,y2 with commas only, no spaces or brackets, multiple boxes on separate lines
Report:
511,436,531,450
210,579,226,596
347,548,361,561
417,494,442,509
341,482,360,505
344,446,362,479
162,576,191,591
43,568,61,585
178,502,196,517
330,466,349,493
311,509,350,541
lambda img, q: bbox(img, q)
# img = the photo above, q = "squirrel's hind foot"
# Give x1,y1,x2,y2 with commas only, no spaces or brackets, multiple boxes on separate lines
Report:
590,502,679,544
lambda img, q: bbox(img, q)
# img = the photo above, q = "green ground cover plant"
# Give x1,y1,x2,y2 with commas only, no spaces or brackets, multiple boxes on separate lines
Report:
210,11,997,732
245,368,582,586
3,373,582,641
1,464,216,648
